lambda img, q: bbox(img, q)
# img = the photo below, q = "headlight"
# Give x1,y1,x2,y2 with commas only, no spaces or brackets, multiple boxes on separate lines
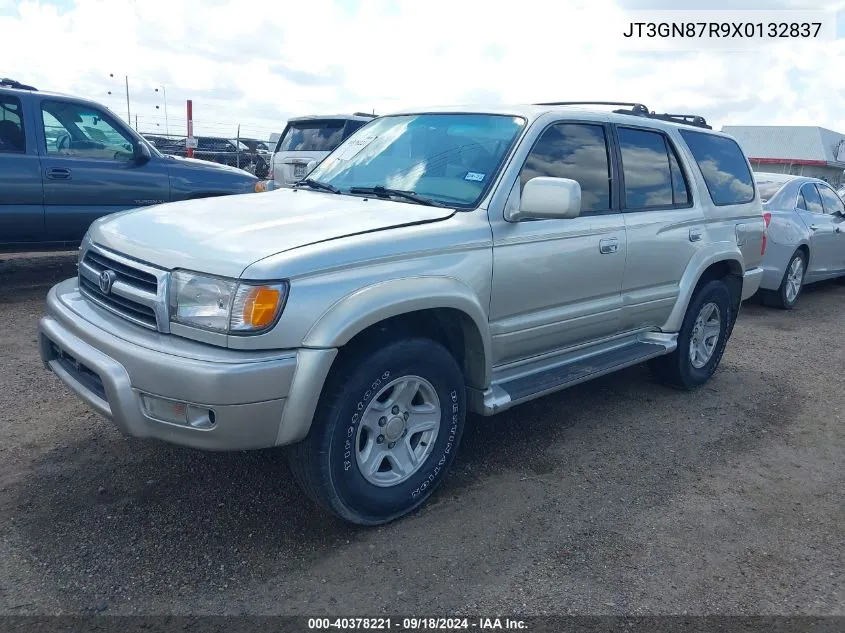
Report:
169,270,288,334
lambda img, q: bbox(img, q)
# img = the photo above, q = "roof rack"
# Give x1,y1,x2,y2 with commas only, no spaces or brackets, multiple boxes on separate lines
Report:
533,101,711,129
0,78,37,91
352,111,377,118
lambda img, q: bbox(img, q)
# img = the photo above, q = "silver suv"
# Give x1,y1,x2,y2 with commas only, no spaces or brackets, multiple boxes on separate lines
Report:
268,113,376,188
38,101,765,525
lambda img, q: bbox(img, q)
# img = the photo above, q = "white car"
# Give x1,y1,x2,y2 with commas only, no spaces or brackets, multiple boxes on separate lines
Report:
268,113,375,188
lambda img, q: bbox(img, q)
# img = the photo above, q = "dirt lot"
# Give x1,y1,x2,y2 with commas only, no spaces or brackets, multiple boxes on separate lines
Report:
0,252,843,616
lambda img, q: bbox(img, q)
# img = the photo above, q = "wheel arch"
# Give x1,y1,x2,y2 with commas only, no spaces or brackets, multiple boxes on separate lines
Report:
302,277,492,390
662,249,744,333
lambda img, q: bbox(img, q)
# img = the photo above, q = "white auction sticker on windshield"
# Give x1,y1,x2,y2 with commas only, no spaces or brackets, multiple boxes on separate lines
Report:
333,135,377,161
464,171,486,182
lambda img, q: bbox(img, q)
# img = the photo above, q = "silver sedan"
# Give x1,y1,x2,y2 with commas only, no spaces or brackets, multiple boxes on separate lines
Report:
755,173,845,309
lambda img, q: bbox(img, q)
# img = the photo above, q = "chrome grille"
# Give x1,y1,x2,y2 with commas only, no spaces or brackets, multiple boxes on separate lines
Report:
78,245,169,332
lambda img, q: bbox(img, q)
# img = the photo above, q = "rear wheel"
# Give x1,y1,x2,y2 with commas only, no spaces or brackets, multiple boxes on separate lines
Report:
763,250,806,310
649,279,732,390
287,337,466,525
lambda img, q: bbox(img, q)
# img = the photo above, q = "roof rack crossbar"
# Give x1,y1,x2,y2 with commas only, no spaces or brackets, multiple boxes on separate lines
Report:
533,100,711,129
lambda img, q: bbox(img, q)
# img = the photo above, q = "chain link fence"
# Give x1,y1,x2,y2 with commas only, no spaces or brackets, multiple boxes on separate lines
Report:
142,133,272,179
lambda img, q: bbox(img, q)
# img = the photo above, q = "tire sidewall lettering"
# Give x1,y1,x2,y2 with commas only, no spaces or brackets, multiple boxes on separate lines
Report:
337,367,462,502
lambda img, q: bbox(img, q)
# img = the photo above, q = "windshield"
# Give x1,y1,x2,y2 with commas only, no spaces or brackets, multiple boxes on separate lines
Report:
307,113,526,208
756,179,787,203
277,119,348,152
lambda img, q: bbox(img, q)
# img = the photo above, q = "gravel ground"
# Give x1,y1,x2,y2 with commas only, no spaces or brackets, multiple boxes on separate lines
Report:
0,252,843,616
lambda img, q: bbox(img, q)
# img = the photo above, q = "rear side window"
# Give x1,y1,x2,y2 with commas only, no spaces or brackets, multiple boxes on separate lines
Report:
679,130,755,206
0,95,26,153
801,183,824,214
818,184,845,215
617,127,690,209
277,119,347,152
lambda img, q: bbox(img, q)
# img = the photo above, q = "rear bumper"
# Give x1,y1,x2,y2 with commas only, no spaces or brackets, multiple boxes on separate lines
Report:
741,266,764,300
39,278,336,451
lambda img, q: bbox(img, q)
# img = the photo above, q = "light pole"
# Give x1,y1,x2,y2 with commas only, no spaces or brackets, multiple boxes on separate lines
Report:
155,86,170,136
107,73,130,124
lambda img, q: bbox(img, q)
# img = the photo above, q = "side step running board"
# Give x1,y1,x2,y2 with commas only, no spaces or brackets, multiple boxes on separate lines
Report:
474,338,674,415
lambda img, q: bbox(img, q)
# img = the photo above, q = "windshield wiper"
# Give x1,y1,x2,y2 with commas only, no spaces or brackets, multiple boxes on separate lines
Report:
294,178,340,194
348,186,447,207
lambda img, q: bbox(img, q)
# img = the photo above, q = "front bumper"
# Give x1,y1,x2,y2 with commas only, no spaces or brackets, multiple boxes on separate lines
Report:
39,278,336,451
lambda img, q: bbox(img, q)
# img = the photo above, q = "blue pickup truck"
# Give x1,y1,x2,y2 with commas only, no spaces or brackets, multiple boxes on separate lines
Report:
0,79,260,251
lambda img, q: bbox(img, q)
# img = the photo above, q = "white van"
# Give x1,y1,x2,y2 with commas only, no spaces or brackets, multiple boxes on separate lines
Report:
269,113,376,188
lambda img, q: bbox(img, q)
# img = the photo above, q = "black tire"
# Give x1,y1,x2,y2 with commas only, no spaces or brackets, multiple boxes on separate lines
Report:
287,337,466,525
762,250,806,310
649,279,732,390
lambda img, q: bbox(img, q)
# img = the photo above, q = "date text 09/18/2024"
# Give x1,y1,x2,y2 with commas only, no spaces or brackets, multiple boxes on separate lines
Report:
307,617,528,630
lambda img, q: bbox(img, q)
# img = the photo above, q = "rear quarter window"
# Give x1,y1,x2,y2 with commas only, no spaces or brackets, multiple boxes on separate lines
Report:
0,95,26,153
679,130,755,206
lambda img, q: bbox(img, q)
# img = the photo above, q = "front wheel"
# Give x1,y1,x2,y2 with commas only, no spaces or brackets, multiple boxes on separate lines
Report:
649,279,732,390
287,338,466,525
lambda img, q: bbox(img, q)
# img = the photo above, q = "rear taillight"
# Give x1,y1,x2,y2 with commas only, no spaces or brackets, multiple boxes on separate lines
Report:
761,212,772,255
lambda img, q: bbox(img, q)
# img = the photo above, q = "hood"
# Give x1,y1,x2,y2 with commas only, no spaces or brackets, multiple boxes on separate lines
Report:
167,154,256,178
89,188,456,278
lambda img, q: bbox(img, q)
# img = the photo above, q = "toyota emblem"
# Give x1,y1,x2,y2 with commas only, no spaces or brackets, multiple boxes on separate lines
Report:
98,269,117,294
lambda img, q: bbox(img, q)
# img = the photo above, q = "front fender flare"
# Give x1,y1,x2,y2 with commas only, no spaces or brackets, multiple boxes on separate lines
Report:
302,276,493,387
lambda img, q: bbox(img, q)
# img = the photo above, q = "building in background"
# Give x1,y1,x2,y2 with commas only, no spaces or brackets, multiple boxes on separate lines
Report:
722,125,845,187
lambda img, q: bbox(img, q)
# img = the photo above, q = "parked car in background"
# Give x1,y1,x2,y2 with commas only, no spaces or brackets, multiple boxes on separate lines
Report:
754,172,845,309
0,78,260,251
268,113,376,188
162,136,269,178
238,138,271,153
39,101,765,525
235,138,271,179
142,134,181,152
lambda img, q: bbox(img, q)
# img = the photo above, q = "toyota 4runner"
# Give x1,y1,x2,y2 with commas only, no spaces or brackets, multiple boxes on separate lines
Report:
39,102,765,525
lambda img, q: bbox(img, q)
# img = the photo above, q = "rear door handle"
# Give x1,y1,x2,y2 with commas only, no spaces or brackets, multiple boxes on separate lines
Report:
46,167,71,180
599,237,619,254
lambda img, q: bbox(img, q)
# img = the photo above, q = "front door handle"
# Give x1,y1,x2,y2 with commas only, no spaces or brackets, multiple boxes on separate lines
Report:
599,237,619,254
46,167,71,180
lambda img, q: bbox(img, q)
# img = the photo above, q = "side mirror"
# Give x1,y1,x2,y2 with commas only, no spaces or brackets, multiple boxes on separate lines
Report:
306,160,318,175
513,177,582,220
133,141,152,165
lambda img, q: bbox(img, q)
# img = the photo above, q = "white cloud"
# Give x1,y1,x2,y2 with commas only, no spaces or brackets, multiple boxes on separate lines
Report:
2,0,845,140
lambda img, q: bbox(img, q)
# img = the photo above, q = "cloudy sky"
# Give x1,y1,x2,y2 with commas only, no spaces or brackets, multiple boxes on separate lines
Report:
2,0,844,140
